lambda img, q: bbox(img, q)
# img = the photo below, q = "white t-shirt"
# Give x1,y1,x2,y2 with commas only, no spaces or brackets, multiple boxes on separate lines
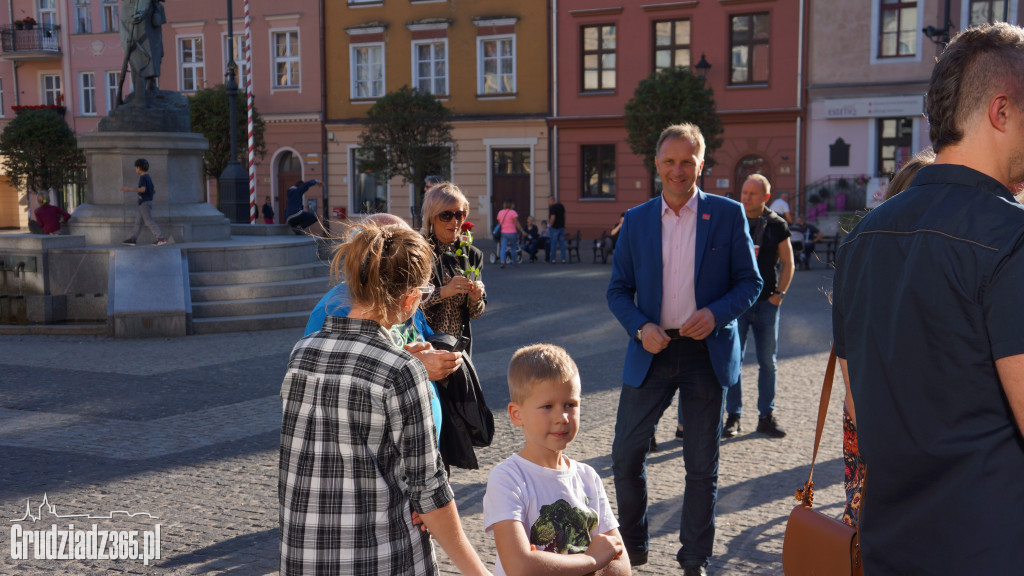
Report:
483,453,618,576
769,197,790,216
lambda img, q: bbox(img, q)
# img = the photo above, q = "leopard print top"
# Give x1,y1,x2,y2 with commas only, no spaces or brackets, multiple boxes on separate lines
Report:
421,235,485,337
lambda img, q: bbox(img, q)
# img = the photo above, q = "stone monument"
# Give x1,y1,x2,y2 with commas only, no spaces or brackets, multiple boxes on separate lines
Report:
67,0,230,245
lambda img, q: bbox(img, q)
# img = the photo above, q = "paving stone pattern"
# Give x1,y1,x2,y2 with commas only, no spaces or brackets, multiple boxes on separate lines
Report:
0,249,845,575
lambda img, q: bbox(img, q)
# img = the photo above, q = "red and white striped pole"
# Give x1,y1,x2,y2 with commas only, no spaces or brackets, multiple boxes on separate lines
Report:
245,0,256,223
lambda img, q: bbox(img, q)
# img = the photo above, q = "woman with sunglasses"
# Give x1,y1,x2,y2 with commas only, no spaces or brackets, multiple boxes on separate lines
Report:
420,183,486,357
280,222,491,576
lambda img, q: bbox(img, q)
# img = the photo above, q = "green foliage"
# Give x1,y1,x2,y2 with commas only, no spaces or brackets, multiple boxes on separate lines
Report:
0,109,85,192
189,84,267,180
357,86,456,204
624,67,724,178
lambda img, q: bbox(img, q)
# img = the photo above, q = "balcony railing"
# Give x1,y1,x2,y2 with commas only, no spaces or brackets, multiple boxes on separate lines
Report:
0,25,60,56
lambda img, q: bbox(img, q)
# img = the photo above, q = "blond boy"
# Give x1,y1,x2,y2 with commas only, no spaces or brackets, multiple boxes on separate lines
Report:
483,344,630,576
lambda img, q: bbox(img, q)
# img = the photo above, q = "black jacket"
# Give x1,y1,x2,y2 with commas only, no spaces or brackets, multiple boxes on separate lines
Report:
427,333,494,469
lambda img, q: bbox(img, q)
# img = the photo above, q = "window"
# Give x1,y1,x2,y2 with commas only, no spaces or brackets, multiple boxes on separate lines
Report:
273,31,299,88
101,0,118,33
225,34,248,89
352,148,388,214
179,37,205,92
105,70,120,112
42,74,62,105
730,13,770,85
654,19,690,71
581,145,615,199
75,0,91,34
413,40,448,96
582,25,616,91
493,149,531,175
877,117,914,176
351,43,384,99
879,1,917,57
79,72,95,115
969,0,1008,25
38,0,57,28
478,36,515,94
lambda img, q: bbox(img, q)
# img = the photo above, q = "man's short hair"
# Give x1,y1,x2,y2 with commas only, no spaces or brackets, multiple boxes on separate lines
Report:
507,344,579,405
926,23,1024,152
745,173,771,197
656,123,706,160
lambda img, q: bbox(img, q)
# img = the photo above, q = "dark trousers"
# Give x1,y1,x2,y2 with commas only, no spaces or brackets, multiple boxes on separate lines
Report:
612,338,723,567
286,210,318,230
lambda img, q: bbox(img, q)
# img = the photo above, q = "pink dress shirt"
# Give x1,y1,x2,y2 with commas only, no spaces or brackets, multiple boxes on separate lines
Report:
660,194,698,329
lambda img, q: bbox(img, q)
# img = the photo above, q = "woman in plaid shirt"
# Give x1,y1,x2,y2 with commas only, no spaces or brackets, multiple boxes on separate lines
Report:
280,222,492,576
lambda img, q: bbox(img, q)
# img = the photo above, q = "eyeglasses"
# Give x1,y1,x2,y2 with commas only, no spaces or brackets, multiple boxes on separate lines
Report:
437,210,468,223
416,284,435,300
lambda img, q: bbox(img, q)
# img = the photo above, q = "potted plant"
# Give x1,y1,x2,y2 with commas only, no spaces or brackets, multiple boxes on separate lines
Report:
22,16,36,29
13,20,23,30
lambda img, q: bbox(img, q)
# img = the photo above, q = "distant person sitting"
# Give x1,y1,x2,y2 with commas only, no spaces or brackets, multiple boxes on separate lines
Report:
768,190,792,224
31,193,70,235
285,179,320,234
523,216,542,262
791,217,823,270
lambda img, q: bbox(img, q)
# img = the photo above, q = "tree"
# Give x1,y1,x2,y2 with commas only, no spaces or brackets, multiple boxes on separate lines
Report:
189,83,268,180
0,108,85,195
357,86,456,221
624,67,724,179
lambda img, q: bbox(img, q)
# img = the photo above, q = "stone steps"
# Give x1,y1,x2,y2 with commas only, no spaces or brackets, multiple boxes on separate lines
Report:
185,238,330,334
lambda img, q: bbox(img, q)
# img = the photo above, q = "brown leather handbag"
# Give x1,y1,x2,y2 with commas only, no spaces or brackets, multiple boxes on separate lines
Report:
782,350,864,576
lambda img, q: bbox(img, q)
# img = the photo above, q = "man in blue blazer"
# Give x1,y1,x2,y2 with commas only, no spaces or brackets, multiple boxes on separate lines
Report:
607,123,761,575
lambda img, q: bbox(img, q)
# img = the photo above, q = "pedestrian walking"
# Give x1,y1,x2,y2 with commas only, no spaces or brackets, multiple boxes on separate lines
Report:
120,158,167,246
607,123,761,575
547,195,567,263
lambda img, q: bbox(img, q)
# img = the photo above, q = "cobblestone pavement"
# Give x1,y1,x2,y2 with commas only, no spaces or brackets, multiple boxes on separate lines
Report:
0,246,845,575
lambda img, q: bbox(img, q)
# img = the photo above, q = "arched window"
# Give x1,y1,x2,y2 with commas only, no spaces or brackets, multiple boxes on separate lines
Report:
733,155,768,199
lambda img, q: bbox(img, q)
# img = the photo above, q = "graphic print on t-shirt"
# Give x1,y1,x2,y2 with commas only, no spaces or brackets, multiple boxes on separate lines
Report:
529,498,598,554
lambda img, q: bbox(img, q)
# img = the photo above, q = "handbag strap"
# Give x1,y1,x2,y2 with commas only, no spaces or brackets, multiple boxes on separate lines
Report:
795,349,837,507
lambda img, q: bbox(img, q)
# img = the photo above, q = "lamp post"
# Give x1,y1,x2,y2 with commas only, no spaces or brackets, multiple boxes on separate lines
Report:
219,0,250,223
695,53,711,190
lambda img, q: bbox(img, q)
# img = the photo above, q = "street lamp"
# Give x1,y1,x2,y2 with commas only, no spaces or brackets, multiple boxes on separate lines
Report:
219,0,250,223
695,53,711,82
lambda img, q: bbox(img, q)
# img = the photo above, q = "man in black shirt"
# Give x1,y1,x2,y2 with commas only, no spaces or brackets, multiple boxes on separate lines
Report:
547,195,566,263
723,174,793,438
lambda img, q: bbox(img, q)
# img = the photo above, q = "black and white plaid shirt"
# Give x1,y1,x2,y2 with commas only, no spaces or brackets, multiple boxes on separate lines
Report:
280,316,453,576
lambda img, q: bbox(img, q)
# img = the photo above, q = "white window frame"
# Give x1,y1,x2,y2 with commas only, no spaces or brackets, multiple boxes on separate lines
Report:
79,71,96,115
271,29,300,89
75,0,91,34
961,0,1018,27
41,73,62,105
477,34,516,95
411,38,449,97
870,0,923,64
101,0,118,33
178,36,205,92
38,0,57,28
224,33,248,90
105,70,119,113
350,41,385,100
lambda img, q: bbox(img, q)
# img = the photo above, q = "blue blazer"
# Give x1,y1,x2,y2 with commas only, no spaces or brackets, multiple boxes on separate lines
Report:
607,192,762,389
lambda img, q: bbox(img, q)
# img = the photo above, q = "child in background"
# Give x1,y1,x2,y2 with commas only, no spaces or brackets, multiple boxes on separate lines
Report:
483,344,630,576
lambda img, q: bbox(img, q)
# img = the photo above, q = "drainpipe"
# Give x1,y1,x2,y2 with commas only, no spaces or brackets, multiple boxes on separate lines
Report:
8,0,17,106
550,0,558,201
796,0,805,215
319,0,329,228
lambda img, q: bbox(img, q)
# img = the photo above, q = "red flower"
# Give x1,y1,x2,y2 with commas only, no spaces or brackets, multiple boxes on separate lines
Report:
461,221,474,232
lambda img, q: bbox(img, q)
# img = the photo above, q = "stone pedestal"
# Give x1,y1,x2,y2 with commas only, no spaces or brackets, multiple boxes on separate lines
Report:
68,131,230,245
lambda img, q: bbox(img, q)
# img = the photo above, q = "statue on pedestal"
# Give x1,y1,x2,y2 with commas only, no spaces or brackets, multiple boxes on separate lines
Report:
116,0,166,108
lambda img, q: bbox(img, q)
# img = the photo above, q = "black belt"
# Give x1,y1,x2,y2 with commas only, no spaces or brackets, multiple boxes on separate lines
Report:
665,329,686,340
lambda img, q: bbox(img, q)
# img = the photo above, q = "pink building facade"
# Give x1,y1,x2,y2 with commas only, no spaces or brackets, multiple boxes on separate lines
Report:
0,0,323,228
551,0,806,240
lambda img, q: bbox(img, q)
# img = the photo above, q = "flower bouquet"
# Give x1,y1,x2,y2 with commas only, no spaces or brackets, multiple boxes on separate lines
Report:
453,221,481,281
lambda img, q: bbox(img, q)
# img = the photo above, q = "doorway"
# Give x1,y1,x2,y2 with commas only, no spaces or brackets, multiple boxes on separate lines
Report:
490,148,531,231
277,151,302,222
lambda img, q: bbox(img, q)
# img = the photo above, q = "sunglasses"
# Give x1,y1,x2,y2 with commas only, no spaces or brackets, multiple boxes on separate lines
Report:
416,284,435,300
437,210,468,223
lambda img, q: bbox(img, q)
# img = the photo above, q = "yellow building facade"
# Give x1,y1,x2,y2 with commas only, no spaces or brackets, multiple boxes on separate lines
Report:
325,0,550,228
